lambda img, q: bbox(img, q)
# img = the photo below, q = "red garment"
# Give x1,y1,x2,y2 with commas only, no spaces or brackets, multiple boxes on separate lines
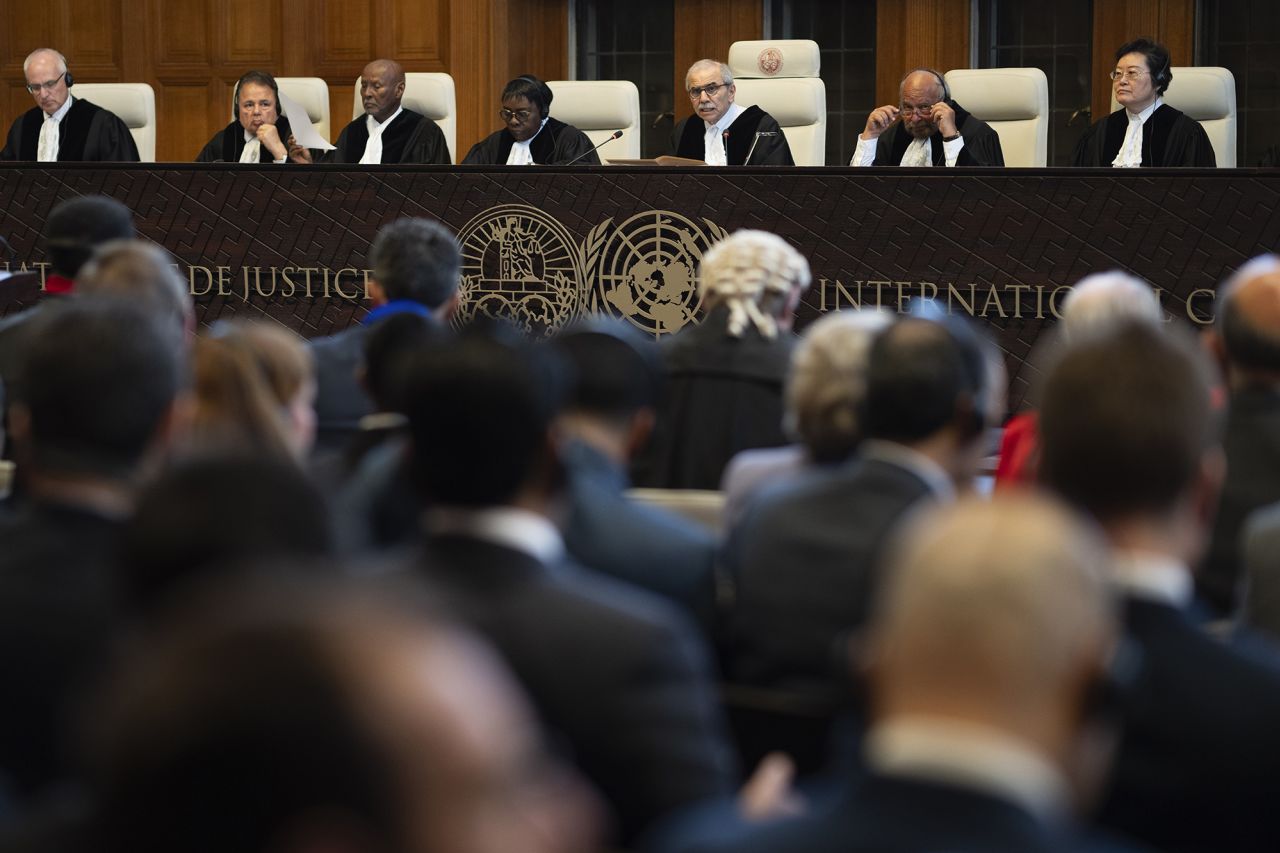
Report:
43,274,74,295
994,411,1039,488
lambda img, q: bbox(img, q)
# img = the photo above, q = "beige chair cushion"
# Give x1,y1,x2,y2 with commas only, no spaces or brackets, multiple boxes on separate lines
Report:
944,68,1048,167
274,77,330,141
546,80,641,162
70,83,156,162
726,40,826,166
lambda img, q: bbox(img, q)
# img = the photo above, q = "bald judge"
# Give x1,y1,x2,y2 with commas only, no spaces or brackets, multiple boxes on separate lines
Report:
293,59,451,165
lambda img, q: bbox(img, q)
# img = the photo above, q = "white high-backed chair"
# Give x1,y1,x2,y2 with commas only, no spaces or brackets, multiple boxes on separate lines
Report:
725,39,826,166
943,68,1049,167
545,80,641,162
274,77,330,141
1110,67,1237,167
71,83,156,162
352,72,458,163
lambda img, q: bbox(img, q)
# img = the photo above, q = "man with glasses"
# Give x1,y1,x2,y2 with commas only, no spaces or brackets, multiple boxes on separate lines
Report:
672,60,794,166
462,75,599,166
1,48,139,162
850,68,1003,168
1073,38,1215,168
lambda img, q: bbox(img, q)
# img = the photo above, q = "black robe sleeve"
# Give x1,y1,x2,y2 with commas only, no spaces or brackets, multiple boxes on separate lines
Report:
462,118,598,165
1073,105,1216,168
0,113,31,161
953,112,1004,167
462,130,505,165
326,110,450,164
742,112,794,165
81,105,140,162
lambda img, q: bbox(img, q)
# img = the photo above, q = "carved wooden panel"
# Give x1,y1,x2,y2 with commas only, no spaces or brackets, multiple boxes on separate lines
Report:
60,0,123,74
672,0,763,122
218,0,282,66
392,0,447,64
1092,0,1196,122
876,0,971,105
150,0,212,68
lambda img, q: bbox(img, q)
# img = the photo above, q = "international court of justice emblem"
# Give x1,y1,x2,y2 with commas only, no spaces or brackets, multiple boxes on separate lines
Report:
455,205,587,337
757,48,784,76
582,211,728,336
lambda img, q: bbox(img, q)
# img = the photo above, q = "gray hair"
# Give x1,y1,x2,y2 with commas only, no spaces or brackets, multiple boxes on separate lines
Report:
685,59,734,91
24,48,68,77
369,218,461,309
1061,271,1162,341
784,309,893,461
698,230,811,339
76,240,193,343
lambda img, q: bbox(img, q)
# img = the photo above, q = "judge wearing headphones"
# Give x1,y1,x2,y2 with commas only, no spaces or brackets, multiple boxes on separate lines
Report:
849,68,1004,167
195,71,313,164
461,75,599,166
1,48,139,162
1073,38,1215,168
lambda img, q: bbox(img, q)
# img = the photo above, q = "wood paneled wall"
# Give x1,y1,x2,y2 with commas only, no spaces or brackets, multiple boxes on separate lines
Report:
2,0,567,162
2,0,1199,163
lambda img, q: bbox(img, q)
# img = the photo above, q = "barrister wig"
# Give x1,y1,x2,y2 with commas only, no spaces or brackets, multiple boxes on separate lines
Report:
697,229,812,340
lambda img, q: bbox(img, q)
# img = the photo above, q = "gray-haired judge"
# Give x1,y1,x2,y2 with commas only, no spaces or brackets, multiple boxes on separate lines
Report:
670,59,794,166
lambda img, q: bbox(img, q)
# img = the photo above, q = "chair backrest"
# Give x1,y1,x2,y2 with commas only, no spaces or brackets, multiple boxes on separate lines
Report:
943,68,1048,167
274,77,330,140
1110,66,1237,167
725,40,825,166
352,72,457,164
70,83,156,162
545,80,641,162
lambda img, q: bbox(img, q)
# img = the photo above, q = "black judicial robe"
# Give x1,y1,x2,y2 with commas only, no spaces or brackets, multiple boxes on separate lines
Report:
325,108,451,164
871,100,1004,167
461,117,599,165
672,105,795,166
1073,103,1216,168
195,117,306,163
1,98,139,162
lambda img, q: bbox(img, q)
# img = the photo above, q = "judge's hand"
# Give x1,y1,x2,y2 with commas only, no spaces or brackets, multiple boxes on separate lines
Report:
931,101,958,138
256,123,288,160
861,105,900,140
287,134,313,164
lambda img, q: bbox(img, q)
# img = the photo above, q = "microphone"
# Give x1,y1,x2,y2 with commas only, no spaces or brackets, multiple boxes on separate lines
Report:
560,130,623,166
744,131,779,165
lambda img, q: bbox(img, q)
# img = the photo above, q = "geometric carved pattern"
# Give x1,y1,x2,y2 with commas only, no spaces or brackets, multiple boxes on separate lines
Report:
2,164,1279,410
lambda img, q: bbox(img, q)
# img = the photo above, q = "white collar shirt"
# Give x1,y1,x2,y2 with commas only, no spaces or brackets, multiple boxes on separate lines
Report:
360,105,403,165
1112,98,1163,168
703,101,744,166
1110,548,1192,607
506,118,550,165
424,505,565,566
37,94,75,162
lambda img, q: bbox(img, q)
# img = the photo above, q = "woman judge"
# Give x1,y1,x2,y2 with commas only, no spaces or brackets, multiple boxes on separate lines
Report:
196,71,310,164
462,75,599,166
1073,38,1215,168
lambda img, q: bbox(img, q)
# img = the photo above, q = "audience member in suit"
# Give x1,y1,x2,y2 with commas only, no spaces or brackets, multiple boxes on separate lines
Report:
310,217,459,453
1039,319,1280,852
725,312,1001,697
1200,255,1280,615
116,455,335,620
654,494,1124,853
996,270,1164,489
0,300,185,806
86,576,601,853
721,308,892,528
634,229,811,490
402,327,736,845
551,319,719,634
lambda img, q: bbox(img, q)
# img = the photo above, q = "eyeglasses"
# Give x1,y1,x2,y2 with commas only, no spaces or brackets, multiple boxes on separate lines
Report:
25,72,66,94
500,108,534,122
1109,69,1151,82
898,104,935,117
688,82,728,99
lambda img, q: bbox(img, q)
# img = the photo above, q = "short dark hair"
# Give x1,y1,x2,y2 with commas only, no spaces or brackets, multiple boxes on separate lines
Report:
362,311,444,412
44,195,135,278
1039,321,1217,520
368,218,461,309
1116,37,1172,95
119,454,335,616
501,74,553,119
405,326,570,507
1219,284,1280,373
861,316,989,443
551,319,662,422
16,299,183,479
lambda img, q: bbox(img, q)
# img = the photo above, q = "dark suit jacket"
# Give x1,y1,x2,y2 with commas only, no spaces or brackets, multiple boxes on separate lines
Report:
633,306,794,490
871,100,1005,167
1096,595,1280,852
414,533,736,843
561,438,718,633
1200,387,1280,615
655,773,1079,853
0,500,124,801
1243,500,1280,640
725,455,935,693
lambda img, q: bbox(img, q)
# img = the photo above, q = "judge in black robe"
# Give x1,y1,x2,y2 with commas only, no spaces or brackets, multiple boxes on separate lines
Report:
1073,103,1216,167
327,108,449,164
461,74,599,166
196,116,300,163
2,97,139,162
671,105,794,166
1074,37,1217,168
866,100,1003,167
196,70,317,164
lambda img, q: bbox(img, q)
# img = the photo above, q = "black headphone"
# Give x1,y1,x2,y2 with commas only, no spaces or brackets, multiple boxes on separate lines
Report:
63,68,74,87
904,67,951,102
1152,51,1172,93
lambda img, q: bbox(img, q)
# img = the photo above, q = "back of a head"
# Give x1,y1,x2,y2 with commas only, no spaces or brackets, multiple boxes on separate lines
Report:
15,299,182,479
405,327,570,507
45,195,136,279
119,455,335,617
698,230,811,339
861,316,988,445
1217,265,1280,377
76,240,194,342
1061,271,1162,342
871,493,1114,715
369,218,461,309
1039,321,1217,521
551,319,662,424
785,309,893,463
362,312,444,414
